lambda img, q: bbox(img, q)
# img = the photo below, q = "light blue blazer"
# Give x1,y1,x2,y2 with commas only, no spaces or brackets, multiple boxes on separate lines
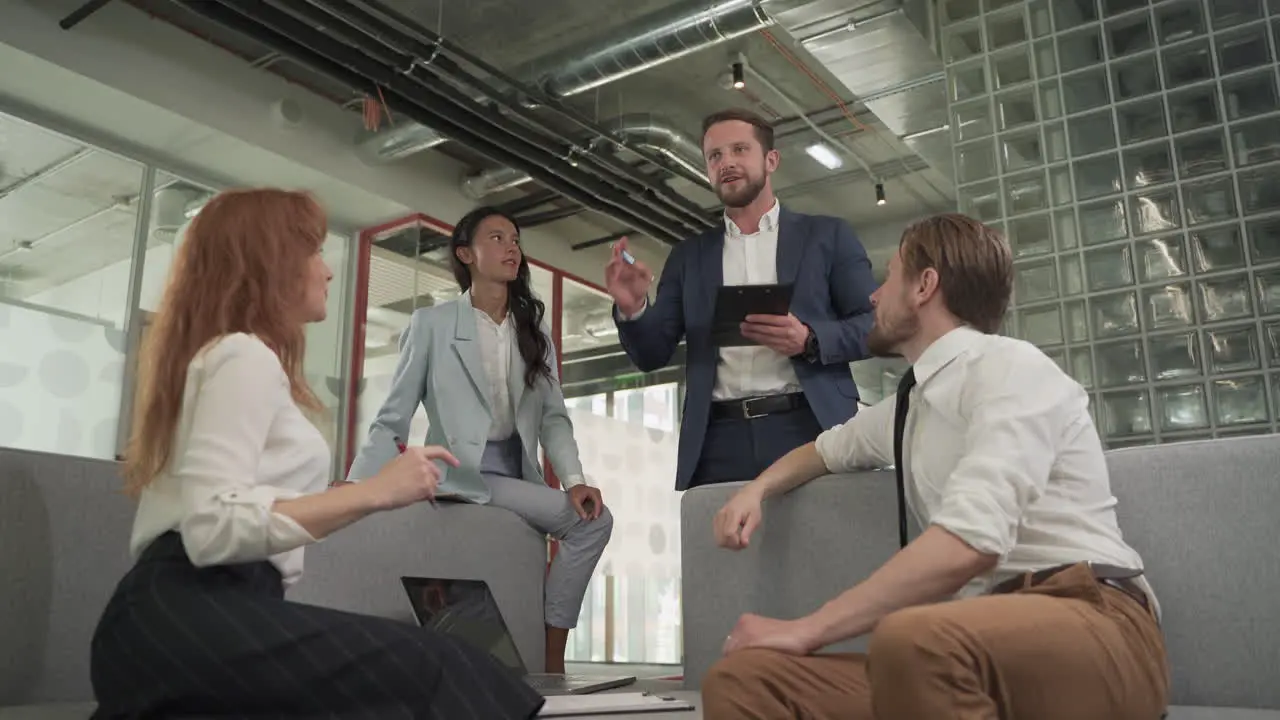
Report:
346,293,585,504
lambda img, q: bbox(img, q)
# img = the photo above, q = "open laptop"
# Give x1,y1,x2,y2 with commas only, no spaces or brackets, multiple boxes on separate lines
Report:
401,576,636,696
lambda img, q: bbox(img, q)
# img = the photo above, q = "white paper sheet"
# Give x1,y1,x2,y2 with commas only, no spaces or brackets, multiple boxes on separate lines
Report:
537,692,696,717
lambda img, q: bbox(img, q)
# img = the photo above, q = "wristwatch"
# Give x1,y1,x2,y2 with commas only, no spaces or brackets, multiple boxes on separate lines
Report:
797,326,820,363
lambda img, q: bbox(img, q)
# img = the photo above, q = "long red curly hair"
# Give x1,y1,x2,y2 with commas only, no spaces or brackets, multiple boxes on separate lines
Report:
123,188,326,497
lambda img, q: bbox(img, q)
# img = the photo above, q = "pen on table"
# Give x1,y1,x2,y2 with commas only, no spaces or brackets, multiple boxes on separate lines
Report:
395,436,438,508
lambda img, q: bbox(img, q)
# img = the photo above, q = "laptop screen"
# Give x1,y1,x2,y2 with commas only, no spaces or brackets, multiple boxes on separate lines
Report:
400,577,526,674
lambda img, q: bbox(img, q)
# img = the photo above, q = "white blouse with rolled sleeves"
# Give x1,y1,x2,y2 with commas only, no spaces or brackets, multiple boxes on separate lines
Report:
128,333,330,587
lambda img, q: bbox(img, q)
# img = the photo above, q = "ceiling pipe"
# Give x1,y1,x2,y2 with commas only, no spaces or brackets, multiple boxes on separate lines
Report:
358,0,771,165
462,166,533,200
539,0,773,98
462,113,707,201
496,189,564,215
517,205,589,228
356,123,447,162
182,0,697,244
303,0,711,233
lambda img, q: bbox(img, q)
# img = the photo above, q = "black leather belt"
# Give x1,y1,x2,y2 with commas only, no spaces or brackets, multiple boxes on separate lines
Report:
990,562,1150,613
710,392,808,421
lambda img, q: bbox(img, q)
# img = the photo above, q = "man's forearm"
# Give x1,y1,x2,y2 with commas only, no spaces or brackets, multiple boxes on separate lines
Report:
799,525,998,649
747,442,830,499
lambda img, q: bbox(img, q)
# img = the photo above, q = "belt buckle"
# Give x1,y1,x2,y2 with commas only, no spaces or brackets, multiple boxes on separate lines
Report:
742,397,768,419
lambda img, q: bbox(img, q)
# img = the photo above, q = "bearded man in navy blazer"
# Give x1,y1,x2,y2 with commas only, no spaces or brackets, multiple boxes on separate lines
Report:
605,108,877,491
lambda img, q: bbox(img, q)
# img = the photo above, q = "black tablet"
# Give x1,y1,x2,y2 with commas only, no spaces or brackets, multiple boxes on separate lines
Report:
711,284,795,347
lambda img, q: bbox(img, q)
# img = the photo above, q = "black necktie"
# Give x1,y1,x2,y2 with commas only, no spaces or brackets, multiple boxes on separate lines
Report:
892,368,917,549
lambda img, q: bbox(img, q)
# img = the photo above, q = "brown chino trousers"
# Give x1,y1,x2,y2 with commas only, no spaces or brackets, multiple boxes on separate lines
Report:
701,563,1169,720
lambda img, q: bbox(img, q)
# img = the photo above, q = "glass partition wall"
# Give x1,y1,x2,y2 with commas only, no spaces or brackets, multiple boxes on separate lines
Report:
942,0,1280,445
0,108,359,472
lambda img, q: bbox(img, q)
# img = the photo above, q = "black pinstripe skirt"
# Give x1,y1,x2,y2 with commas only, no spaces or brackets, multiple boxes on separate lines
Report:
89,532,544,720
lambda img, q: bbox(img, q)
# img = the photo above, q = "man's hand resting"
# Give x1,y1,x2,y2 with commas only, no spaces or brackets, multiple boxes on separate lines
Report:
713,486,764,550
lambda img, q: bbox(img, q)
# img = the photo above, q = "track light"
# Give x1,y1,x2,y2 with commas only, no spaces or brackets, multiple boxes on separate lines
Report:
731,61,745,89
875,182,887,206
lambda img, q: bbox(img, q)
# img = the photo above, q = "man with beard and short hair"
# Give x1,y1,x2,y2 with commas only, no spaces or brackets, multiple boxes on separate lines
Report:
604,108,877,491
700,213,1169,720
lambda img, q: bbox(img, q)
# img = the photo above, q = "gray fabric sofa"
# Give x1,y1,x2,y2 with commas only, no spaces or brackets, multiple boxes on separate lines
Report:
681,435,1280,717
0,447,548,714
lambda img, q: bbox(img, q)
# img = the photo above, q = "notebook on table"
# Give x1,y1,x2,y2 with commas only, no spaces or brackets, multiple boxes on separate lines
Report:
401,576,637,696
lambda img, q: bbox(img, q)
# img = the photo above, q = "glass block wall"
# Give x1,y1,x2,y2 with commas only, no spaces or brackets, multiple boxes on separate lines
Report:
940,0,1280,447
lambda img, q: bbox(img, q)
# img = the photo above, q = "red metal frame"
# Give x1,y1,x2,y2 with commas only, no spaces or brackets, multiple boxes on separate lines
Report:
344,211,607,488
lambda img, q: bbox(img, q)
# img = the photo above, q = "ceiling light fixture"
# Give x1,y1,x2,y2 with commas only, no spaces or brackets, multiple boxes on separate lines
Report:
875,182,887,206
731,61,745,89
804,142,844,170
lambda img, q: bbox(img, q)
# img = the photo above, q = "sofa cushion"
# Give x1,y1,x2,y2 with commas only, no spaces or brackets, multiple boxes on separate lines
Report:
1107,436,1280,710
1166,708,1280,719
0,704,94,720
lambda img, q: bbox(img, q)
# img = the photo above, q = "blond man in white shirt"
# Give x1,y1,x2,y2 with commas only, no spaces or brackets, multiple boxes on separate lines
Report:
702,214,1169,719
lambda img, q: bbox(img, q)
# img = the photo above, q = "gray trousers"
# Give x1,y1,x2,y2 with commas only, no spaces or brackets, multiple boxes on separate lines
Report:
480,437,612,630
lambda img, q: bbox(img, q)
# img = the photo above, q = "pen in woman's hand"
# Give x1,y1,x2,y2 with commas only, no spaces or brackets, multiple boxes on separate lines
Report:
395,436,439,508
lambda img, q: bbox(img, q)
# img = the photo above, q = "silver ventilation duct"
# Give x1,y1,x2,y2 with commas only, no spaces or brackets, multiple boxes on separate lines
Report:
461,114,707,201
461,166,534,200
359,0,771,165
356,122,447,163
598,113,708,185
540,0,773,98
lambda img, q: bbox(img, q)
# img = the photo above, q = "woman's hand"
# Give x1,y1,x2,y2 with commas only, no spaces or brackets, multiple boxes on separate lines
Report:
366,446,459,511
567,485,604,520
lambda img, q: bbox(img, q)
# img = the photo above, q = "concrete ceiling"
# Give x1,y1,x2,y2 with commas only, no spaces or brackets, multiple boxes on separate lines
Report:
368,0,954,230
108,0,954,237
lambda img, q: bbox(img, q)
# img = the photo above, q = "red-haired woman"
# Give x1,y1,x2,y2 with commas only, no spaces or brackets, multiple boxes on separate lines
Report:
87,189,543,719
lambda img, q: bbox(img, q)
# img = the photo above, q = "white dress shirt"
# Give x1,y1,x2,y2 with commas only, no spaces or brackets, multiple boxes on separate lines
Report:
814,326,1151,601
626,201,802,401
473,303,517,441
713,201,803,401
130,333,329,587
469,295,586,489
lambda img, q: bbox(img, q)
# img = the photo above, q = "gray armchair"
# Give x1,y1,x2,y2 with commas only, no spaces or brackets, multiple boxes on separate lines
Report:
0,447,548,715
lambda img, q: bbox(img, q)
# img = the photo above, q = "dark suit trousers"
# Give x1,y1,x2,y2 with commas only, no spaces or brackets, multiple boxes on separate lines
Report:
690,406,824,488
89,532,543,720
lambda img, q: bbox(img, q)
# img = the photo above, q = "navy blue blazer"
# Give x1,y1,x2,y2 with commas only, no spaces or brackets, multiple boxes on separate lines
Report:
614,207,876,490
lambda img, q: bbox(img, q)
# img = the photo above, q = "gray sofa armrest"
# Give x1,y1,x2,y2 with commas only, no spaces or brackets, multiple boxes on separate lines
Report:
0,449,136,706
290,501,549,673
679,471,902,689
